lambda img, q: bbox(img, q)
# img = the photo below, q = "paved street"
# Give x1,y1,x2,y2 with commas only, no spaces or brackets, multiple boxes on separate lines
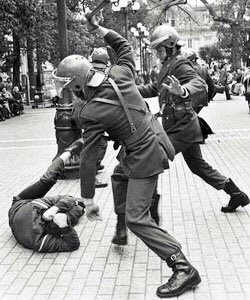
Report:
0,94,250,300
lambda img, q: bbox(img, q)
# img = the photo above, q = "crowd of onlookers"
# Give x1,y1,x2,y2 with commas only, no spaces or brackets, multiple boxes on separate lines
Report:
209,63,248,98
208,63,250,112
0,77,24,121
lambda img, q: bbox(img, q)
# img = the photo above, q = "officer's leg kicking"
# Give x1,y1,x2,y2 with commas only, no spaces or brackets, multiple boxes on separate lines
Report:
174,141,250,213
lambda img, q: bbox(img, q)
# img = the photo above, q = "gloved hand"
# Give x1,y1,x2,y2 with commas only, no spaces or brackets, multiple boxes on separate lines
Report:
53,213,68,228
85,204,102,222
84,13,99,32
42,206,59,221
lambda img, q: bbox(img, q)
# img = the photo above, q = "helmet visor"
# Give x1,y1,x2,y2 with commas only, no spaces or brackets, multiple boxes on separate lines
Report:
52,69,74,98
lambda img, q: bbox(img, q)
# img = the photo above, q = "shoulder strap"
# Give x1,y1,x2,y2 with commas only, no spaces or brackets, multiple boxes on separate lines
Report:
92,97,147,113
108,77,136,133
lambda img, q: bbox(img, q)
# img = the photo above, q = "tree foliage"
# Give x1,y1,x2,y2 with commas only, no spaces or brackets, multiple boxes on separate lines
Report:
199,0,250,69
199,45,223,65
0,0,94,86
149,0,250,68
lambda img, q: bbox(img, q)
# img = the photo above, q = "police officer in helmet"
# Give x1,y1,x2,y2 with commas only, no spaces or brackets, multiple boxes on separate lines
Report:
142,24,249,215
111,23,249,296
53,15,203,298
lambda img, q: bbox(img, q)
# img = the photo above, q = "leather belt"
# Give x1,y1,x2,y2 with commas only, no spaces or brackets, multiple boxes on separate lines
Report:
168,103,192,111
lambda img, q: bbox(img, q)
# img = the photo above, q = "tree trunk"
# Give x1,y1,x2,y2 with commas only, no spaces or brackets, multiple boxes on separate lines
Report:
36,44,43,91
27,38,36,100
231,24,242,70
12,32,21,88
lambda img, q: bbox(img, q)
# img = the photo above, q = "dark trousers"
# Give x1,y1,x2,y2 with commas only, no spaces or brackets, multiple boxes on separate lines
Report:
111,164,181,260
224,84,231,100
112,140,227,257
170,138,228,190
17,157,64,201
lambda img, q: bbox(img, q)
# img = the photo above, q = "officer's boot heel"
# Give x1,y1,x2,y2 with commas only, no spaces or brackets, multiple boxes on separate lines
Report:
221,179,250,213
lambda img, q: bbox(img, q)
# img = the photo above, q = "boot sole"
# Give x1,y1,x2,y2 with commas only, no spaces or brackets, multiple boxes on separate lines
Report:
95,184,108,188
111,238,128,246
156,276,201,298
221,198,250,213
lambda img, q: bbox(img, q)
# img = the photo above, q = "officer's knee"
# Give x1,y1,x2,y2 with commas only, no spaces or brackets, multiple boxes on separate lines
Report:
125,214,138,233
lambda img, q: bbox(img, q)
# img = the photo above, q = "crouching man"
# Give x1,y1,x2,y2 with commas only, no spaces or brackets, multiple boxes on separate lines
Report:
8,139,85,253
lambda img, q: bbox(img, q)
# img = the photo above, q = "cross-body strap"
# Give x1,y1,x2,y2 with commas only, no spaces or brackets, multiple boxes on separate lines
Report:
108,77,136,133
92,97,147,113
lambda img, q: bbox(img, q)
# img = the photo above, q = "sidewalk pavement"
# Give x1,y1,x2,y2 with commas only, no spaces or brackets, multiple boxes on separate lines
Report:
0,94,250,300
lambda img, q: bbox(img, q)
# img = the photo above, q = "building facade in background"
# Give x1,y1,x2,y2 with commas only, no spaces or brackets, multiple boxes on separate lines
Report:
165,3,218,54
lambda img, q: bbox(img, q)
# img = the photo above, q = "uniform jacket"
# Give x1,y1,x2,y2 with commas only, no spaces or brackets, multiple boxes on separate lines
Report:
138,53,206,145
9,195,82,252
71,30,175,199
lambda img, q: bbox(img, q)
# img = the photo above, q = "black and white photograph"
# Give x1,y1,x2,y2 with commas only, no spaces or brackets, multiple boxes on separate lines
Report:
0,0,250,299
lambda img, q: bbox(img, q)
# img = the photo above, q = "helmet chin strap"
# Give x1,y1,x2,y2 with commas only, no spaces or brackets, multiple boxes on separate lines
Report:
163,46,174,62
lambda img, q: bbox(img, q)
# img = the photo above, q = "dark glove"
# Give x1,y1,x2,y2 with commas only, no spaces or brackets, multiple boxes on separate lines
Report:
85,13,99,32
113,140,120,150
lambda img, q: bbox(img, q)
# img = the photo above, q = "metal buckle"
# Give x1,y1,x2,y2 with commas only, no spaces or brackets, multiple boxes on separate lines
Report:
130,122,136,133
170,254,177,261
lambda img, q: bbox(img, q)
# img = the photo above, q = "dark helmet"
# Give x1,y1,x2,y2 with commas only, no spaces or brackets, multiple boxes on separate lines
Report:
52,54,105,97
150,24,184,49
91,47,109,65
185,48,198,61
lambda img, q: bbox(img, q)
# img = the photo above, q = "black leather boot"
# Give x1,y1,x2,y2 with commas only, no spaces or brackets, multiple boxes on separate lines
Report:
112,214,128,245
157,251,201,298
221,179,250,213
150,193,160,225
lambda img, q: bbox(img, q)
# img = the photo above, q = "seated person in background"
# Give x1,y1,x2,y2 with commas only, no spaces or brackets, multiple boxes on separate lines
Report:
1,87,15,117
0,100,6,121
0,88,12,119
12,86,24,115
5,77,13,93
243,68,250,114
0,76,5,91
9,139,85,252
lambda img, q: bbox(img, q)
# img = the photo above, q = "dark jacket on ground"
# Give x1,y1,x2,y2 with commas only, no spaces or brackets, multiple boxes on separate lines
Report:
138,53,207,145
9,195,82,252
71,30,175,199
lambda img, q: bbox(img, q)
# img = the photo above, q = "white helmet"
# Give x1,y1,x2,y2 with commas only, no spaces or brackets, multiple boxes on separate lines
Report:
150,24,184,49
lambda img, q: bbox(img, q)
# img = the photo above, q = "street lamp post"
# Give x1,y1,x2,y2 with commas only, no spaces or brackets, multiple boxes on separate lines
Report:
130,23,149,74
142,38,150,77
111,0,141,39
55,0,82,178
